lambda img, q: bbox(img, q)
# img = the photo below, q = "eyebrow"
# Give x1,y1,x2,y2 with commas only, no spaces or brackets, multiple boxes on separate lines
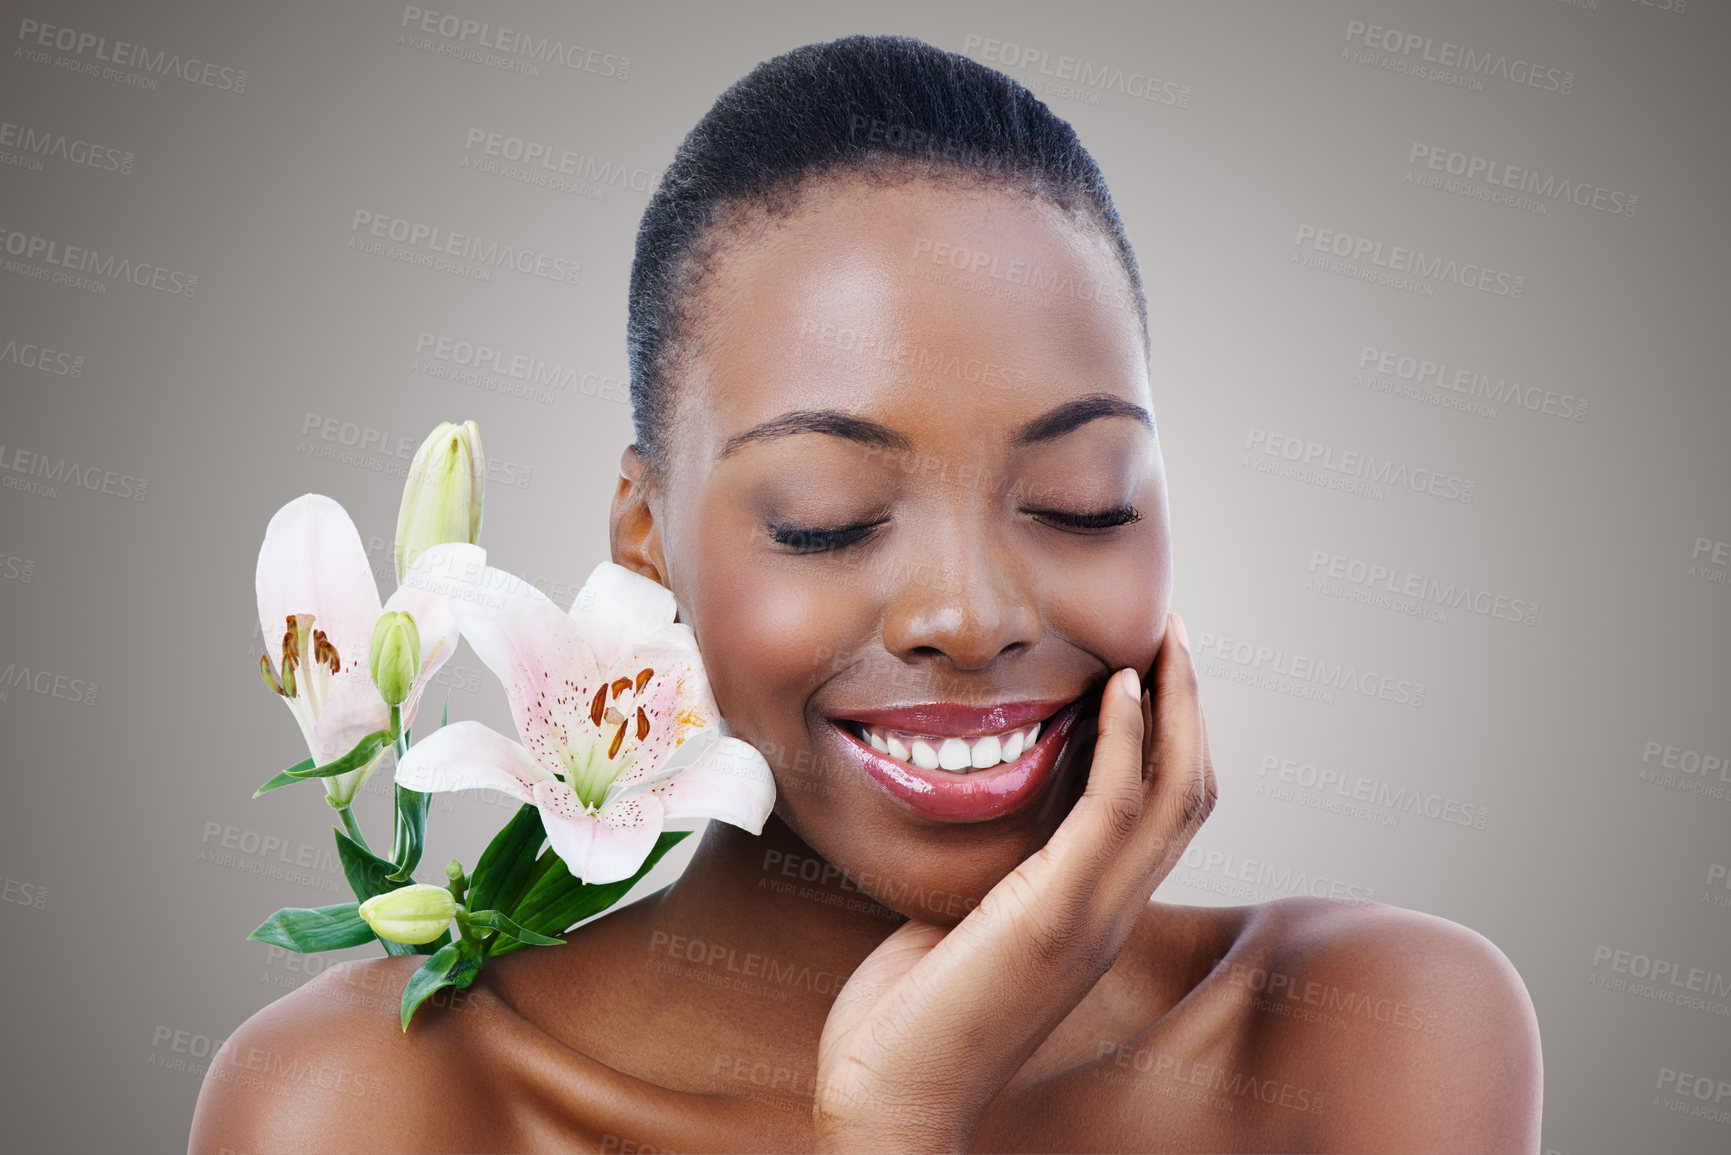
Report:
716,392,1152,459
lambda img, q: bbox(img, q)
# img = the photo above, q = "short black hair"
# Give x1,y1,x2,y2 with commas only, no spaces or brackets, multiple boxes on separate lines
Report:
625,32,1149,483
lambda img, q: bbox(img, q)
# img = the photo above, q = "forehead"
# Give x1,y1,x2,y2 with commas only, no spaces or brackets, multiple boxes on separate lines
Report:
670,177,1149,473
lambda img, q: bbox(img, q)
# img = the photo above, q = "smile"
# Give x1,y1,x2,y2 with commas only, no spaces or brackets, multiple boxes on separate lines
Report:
844,718,1044,772
824,696,1087,822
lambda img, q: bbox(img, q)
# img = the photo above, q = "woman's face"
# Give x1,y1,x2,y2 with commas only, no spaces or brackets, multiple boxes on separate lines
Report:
615,175,1171,925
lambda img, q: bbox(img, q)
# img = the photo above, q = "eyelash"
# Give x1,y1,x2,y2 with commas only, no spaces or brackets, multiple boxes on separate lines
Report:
767,504,1142,554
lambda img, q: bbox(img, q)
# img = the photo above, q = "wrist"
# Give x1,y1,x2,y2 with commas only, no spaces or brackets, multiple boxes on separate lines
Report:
812,1082,978,1154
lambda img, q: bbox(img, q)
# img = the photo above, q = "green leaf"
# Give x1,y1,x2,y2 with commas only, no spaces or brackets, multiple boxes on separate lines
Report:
253,755,316,798
286,728,392,779
466,803,546,915
247,902,374,952
333,828,418,958
387,783,433,883
468,908,566,947
491,830,691,956
441,691,450,729
398,940,483,1031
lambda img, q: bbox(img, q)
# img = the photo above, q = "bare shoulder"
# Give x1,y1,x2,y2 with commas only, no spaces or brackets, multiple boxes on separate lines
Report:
1233,896,1543,1153
187,953,503,1155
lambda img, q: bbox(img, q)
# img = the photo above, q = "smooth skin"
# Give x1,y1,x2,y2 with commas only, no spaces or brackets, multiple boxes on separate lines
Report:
190,176,1542,1153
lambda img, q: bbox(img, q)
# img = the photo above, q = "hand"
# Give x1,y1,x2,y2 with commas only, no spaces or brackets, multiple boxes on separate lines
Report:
812,611,1217,1152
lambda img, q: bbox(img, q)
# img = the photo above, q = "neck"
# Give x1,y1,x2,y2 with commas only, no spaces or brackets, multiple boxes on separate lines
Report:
646,811,908,984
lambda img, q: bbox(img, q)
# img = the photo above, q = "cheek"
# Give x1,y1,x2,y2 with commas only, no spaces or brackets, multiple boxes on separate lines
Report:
1056,536,1172,677
679,519,866,742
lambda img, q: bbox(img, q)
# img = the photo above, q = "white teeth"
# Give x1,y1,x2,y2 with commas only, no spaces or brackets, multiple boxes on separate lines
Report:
937,738,971,771
852,719,1046,773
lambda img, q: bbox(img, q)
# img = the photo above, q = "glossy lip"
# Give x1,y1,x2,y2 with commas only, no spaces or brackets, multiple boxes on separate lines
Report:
829,698,1072,737
826,696,1087,823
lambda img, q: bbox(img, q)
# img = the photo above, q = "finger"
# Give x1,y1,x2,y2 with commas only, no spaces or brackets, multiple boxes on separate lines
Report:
1036,665,1148,883
1101,611,1214,903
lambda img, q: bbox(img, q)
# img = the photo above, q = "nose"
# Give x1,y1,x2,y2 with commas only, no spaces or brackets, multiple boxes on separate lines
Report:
878,516,1042,672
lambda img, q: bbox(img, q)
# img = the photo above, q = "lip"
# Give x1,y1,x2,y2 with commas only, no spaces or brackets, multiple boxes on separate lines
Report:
830,698,1073,737
827,696,1088,823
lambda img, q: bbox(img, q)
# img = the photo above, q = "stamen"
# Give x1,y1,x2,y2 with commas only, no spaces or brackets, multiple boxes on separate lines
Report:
610,675,633,699
311,628,340,674
259,653,284,696
635,706,650,741
608,719,628,759
634,667,653,694
590,684,608,726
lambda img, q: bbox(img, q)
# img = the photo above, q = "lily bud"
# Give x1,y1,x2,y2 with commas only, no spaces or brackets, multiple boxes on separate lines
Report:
358,883,458,945
368,611,421,708
395,421,485,586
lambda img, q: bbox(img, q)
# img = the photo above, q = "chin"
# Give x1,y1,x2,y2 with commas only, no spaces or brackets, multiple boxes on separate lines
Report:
778,690,1103,925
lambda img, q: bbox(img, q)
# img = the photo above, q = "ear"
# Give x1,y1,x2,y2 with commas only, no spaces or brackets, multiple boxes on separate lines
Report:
609,444,670,588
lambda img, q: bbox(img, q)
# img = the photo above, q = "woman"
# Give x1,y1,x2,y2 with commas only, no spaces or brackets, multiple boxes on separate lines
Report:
190,34,1541,1153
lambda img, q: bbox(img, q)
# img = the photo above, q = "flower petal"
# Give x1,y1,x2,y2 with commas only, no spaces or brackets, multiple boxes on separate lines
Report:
309,667,390,766
394,719,548,801
387,542,477,728
255,494,381,679
536,779,666,885
639,736,776,834
568,561,680,660
435,559,610,777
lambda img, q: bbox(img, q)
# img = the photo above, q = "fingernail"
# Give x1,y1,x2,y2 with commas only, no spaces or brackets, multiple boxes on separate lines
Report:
1170,612,1190,650
1118,667,1140,702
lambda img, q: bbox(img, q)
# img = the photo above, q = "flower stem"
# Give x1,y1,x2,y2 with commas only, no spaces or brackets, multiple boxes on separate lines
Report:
337,804,371,852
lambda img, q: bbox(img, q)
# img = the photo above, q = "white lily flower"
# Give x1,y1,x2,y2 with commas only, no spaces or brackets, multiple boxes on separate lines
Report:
394,553,776,884
255,494,470,806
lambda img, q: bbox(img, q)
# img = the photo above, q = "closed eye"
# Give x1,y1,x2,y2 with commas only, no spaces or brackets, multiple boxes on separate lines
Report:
1025,503,1142,532
767,518,888,554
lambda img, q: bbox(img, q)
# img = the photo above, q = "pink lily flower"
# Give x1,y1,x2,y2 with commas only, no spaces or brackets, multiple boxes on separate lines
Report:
394,552,776,884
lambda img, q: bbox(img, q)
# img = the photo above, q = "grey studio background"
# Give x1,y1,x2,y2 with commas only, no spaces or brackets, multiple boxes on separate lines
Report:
1,1,1727,1152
